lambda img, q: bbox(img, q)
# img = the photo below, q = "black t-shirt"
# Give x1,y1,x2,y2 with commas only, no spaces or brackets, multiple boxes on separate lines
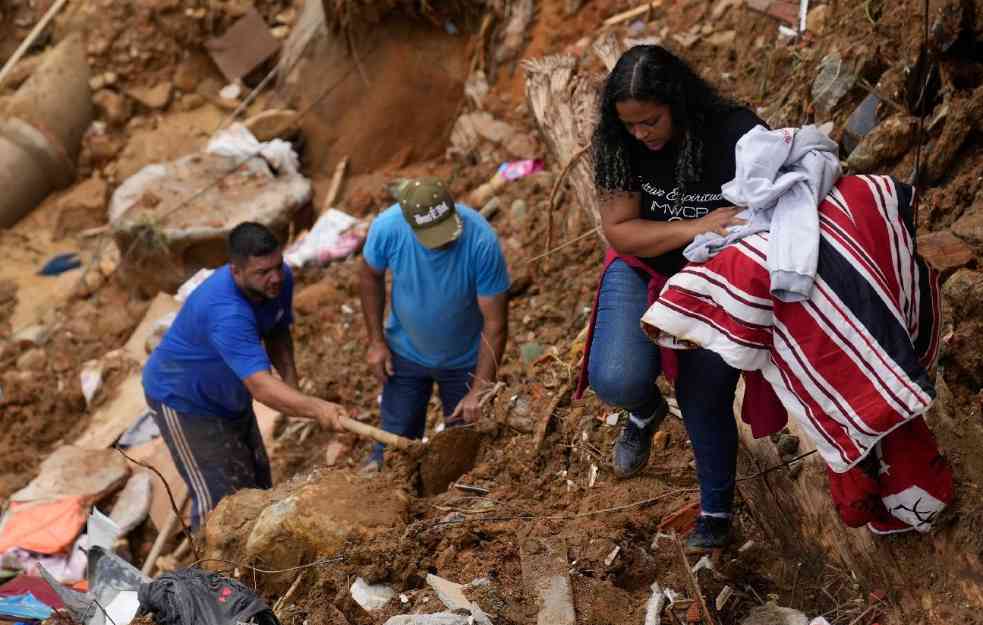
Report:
629,106,765,276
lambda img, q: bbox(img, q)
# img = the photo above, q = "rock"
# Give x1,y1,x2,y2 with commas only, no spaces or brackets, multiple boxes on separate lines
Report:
93,90,130,126
55,175,108,238
706,30,736,48
776,433,800,456
846,116,916,173
16,347,46,371
918,230,975,272
74,268,107,298
450,111,519,153
739,603,809,625
11,445,130,503
812,52,857,115
383,615,470,625
85,132,125,165
110,151,309,296
806,4,829,34
173,60,202,93
230,471,407,584
943,269,983,324
176,93,205,111
504,131,539,159
925,87,983,183
127,83,173,110
952,201,983,253
244,109,300,141
3,56,41,91
520,342,545,364
350,577,395,612
275,8,297,25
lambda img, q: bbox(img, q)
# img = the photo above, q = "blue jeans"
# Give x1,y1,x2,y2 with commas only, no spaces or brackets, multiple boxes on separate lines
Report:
371,351,474,462
587,259,741,515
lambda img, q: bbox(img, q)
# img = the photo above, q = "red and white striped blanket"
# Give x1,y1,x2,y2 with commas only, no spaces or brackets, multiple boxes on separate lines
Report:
641,175,952,532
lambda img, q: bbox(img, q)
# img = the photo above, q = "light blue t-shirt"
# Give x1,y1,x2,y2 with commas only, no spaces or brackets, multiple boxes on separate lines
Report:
363,203,510,369
142,264,294,418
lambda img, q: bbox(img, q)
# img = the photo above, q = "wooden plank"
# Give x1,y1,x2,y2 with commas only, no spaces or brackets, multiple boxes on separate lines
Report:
520,536,576,625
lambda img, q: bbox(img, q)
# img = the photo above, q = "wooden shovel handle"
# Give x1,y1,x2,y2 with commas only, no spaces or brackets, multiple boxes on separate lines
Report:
338,415,416,450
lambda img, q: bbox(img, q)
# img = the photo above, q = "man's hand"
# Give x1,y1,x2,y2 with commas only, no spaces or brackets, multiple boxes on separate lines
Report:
449,389,482,424
367,340,394,384
313,399,347,432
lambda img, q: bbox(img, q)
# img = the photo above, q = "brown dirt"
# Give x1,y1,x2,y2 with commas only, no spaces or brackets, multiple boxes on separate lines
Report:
4,0,983,623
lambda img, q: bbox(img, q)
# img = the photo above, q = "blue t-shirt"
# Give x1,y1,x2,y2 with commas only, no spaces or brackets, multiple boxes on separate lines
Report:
363,203,510,369
142,264,294,418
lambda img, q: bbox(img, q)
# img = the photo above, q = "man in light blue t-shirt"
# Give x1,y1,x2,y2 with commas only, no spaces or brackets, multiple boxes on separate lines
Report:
358,177,510,470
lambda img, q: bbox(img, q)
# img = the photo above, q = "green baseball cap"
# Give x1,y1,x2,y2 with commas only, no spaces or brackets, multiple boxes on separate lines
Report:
397,177,462,249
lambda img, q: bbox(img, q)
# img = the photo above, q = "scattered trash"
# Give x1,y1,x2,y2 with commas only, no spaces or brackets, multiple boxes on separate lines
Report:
588,463,599,488
605,413,619,426
740,603,810,625
0,575,65,610
350,577,395,612
116,410,161,448
716,585,734,610
206,8,281,83
425,574,492,625
39,253,81,276
650,532,674,549
207,124,299,175
812,52,857,115
0,592,53,621
604,545,621,567
87,508,121,552
644,582,665,625
80,360,104,407
738,540,755,553
42,547,147,625
383,614,471,625
468,159,545,206
2,534,88,583
0,497,87,555
219,83,242,101
137,567,277,625
691,555,714,574
283,209,366,269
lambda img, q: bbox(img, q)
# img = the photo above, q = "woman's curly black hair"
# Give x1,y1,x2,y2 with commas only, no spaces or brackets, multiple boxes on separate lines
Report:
592,45,739,210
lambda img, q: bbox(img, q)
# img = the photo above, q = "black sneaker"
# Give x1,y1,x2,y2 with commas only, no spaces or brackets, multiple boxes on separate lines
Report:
612,417,658,478
686,515,731,552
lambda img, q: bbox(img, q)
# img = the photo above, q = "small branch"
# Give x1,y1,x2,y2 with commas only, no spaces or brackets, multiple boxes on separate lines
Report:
673,533,718,625
533,382,572,453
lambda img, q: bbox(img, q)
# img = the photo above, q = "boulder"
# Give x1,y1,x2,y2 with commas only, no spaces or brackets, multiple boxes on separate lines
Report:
110,152,310,296
951,199,983,254
917,230,975,272
846,116,916,173
207,472,407,589
93,90,131,127
127,83,173,110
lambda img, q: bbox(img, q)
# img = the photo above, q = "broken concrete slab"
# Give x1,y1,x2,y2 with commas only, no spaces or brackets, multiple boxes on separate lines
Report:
521,537,576,625
109,151,310,296
350,577,395,612
206,8,281,83
12,446,129,504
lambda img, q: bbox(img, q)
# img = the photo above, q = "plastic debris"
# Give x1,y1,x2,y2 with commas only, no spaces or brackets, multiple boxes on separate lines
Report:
691,555,714,574
604,546,621,567
350,577,395,612
644,582,666,625
283,209,366,269
39,253,81,276
0,592,54,621
716,585,734,611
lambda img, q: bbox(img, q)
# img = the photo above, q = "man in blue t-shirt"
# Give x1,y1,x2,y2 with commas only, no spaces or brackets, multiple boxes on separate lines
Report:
358,177,510,471
142,222,344,529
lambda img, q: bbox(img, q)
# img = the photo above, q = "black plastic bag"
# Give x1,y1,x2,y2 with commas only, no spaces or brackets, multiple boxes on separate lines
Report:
138,568,280,625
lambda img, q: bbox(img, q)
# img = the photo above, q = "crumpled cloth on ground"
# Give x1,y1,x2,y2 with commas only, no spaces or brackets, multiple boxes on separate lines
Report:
684,125,841,303
138,568,280,625
206,123,299,176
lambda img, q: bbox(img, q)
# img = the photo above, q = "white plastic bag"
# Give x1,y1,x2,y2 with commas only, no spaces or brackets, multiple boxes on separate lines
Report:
206,123,300,175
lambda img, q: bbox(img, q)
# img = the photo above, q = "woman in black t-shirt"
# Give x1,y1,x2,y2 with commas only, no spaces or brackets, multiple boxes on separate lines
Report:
586,45,764,550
